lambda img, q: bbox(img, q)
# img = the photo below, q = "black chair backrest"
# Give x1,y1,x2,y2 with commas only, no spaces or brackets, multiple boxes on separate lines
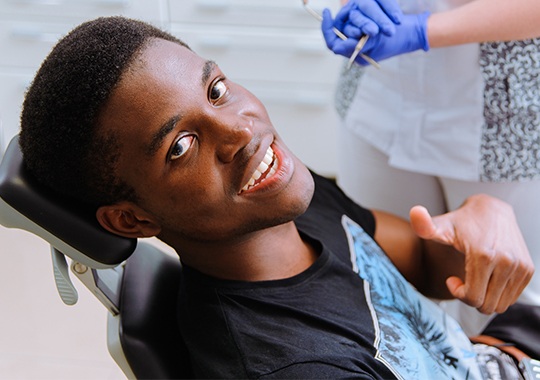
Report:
121,243,192,379
0,135,136,268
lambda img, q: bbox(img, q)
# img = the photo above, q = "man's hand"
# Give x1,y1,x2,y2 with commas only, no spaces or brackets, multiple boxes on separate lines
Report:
410,194,534,314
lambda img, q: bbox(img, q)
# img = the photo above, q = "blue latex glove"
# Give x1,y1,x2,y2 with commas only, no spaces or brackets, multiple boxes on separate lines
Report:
322,10,430,66
345,0,403,37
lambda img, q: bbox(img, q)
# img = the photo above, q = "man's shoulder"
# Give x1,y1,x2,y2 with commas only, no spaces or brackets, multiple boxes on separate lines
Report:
303,170,376,237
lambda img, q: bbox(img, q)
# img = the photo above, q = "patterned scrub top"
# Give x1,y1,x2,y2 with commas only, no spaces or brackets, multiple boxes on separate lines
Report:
336,0,540,182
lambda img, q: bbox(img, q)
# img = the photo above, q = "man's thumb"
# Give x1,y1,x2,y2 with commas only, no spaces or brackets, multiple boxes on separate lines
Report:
409,205,437,239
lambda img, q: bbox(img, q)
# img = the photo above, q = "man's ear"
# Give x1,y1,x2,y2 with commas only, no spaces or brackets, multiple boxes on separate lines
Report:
96,202,161,238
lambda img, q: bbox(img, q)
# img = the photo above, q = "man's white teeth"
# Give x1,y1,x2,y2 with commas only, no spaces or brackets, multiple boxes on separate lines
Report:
242,146,277,192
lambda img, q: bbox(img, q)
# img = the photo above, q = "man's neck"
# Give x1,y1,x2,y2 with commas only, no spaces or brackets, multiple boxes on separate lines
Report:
171,221,318,281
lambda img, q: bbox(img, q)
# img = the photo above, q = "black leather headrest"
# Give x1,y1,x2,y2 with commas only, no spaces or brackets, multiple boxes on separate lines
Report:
0,135,136,267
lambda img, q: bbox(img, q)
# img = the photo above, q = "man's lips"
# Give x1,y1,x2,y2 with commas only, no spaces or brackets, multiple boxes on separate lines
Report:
240,145,278,193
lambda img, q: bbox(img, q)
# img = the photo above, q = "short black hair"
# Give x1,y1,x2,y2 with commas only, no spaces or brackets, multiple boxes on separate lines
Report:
19,16,189,207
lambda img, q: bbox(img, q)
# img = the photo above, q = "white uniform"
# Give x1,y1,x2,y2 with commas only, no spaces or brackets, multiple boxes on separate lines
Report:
335,0,540,334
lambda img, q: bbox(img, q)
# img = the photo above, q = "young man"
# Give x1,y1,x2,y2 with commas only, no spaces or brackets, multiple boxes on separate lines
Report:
19,17,536,379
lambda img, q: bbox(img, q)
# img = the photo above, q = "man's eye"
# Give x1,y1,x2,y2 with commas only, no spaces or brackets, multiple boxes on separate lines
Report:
170,135,194,161
209,80,227,102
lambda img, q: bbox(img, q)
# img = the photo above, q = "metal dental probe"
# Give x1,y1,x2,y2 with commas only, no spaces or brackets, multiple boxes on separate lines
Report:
302,0,379,69
347,35,379,69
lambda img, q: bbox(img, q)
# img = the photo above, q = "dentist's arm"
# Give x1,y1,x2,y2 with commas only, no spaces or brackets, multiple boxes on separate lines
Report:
324,0,540,65
428,0,540,47
373,194,534,314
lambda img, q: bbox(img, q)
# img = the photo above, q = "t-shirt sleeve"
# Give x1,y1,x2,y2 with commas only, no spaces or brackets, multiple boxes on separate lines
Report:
308,171,376,237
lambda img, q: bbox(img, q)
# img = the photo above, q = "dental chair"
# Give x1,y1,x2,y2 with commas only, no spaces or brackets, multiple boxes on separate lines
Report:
0,135,192,379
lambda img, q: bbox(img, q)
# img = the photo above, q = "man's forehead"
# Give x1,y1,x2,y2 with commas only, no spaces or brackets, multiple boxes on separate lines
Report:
127,40,215,99
140,38,202,71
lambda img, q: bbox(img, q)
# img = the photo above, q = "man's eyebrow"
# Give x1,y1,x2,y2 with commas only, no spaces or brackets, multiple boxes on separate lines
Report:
146,114,182,157
145,60,215,157
201,60,217,87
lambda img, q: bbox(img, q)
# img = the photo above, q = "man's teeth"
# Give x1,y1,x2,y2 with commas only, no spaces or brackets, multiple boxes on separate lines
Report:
242,146,278,192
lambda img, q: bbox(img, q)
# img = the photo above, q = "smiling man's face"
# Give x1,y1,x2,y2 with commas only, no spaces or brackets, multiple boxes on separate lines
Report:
97,38,314,245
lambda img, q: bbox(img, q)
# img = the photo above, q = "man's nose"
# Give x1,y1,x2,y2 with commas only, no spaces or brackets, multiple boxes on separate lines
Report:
214,120,254,163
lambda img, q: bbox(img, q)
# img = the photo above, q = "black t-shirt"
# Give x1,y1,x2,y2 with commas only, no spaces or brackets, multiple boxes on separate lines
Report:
178,172,483,379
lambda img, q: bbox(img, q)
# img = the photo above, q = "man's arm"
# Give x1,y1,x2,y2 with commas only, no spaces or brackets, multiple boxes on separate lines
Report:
372,209,461,300
373,194,534,314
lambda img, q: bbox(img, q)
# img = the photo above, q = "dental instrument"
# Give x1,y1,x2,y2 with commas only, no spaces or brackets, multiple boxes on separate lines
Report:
302,0,379,69
347,35,379,69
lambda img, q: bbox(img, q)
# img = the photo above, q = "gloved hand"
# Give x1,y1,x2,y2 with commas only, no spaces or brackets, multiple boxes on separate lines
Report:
322,9,430,66
341,0,403,37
